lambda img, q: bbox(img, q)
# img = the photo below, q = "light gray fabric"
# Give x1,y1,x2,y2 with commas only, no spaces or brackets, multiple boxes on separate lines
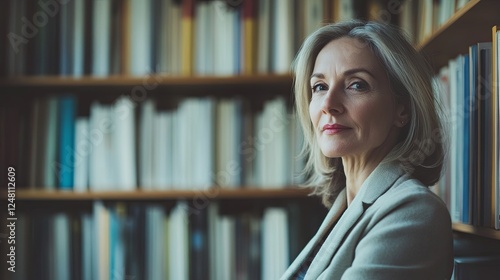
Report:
281,161,454,280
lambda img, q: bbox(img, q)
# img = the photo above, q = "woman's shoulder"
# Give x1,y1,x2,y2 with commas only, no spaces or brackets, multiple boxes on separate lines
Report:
374,174,450,218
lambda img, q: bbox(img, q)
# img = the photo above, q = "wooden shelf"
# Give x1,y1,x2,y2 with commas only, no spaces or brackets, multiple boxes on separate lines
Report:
0,74,293,96
8,187,312,201
417,0,500,72
452,223,500,240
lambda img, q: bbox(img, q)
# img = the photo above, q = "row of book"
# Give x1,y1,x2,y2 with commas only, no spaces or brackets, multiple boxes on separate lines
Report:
6,201,323,280
1,94,305,190
2,0,367,77
400,0,470,45
434,25,500,230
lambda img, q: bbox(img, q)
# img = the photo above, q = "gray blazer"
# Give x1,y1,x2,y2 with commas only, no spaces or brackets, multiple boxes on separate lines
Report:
281,161,454,280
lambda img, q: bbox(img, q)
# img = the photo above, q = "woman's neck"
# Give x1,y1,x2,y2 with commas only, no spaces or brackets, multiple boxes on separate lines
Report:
341,148,392,206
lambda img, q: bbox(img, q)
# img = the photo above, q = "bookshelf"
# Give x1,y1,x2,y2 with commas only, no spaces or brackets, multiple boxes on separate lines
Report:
0,0,338,279
403,0,500,242
11,188,311,201
4,0,500,278
452,223,500,240
416,0,500,72
0,74,293,95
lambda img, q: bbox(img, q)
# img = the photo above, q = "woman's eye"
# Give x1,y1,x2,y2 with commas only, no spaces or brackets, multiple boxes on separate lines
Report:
347,81,368,91
311,83,327,93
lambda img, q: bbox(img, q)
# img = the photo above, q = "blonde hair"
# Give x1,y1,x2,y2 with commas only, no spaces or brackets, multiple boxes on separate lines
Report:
293,20,445,207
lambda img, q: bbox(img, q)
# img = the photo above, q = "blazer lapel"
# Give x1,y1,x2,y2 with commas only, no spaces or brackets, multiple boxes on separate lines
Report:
280,189,347,280
304,161,404,279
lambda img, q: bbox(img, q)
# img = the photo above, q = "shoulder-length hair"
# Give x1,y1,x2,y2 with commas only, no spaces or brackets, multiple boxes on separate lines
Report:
293,20,445,207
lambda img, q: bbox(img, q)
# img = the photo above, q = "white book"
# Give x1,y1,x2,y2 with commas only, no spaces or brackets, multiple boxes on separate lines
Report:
173,100,187,188
262,208,289,280
89,102,114,190
195,1,214,75
214,1,238,75
74,118,90,192
172,105,182,188
219,215,236,280
289,110,304,185
153,111,169,188
209,207,236,280
140,99,155,189
146,205,166,280
216,99,242,187
112,97,137,190
175,99,195,189
169,202,189,280
255,98,288,188
92,0,111,76
196,98,215,189
53,213,70,280
130,0,152,75
253,105,266,187
271,97,288,187
272,0,293,74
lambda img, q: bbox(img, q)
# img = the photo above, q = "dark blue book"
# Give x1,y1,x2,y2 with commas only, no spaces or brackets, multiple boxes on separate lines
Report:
462,54,470,224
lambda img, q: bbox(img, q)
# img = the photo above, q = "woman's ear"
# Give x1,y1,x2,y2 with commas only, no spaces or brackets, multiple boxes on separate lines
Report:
394,99,410,127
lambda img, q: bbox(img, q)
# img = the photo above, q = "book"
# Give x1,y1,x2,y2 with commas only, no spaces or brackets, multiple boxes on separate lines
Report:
492,26,500,229
476,42,492,227
130,0,153,75
72,0,85,76
181,0,196,75
43,97,59,189
58,95,77,190
73,118,90,192
59,0,74,75
53,213,71,280
145,205,166,280
262,207,289,280
242,0,257,74
272,0,293,74
92,0,111,76
257,0,271,73
112,97,137,190
169,202,189,280
94,201,110,280
89,102,114,190
194,0,214,75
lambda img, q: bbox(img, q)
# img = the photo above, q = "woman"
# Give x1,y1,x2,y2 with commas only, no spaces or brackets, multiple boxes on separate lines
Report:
281,21,453,280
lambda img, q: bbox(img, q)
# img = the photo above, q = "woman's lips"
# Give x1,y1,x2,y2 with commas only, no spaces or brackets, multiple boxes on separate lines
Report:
322,123,351,135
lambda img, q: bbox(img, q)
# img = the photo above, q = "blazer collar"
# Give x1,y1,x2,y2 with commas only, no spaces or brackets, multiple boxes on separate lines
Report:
303,160,405,279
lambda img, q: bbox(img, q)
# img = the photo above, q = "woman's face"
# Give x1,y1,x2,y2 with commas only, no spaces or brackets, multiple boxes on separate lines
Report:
309,37,405,161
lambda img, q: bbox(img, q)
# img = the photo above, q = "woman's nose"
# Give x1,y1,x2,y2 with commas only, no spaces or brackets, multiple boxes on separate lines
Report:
321,88,344,115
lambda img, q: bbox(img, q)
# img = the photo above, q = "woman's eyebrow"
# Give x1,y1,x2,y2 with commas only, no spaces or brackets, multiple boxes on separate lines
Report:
343,67,376,78
310,68,376,81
